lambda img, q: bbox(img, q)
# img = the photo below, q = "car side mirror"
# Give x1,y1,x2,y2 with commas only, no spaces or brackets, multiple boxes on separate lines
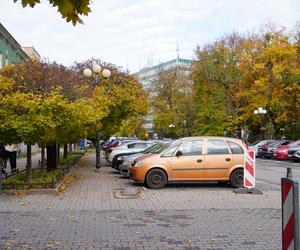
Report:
176,150,183,157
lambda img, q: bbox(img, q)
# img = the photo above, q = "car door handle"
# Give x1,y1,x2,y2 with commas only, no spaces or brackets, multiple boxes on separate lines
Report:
197,159,202,163
226,158,231,161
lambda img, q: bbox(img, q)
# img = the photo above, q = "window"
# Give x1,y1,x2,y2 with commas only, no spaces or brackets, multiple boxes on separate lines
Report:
176,140,203,156
0,53,2,69
133,143,148,149
227,141,244,154
127,143,147,149
207,140,229,155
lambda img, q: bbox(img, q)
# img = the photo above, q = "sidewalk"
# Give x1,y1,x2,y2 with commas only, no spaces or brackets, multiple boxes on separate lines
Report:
0,152,281,249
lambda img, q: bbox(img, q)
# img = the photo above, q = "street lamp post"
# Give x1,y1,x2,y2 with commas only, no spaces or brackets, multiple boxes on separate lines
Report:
83,64,111,171
253,107,267,139
169,124,175,139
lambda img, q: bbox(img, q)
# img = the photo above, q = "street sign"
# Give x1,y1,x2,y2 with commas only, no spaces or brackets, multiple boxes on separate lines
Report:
244,150,255,189
281,173,299,250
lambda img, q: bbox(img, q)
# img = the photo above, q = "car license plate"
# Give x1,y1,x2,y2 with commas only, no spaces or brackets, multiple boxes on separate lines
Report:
288,154,292,157
273,153,277,156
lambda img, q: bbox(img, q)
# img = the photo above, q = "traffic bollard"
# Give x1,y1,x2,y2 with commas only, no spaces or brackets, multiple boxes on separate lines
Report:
281,168,299,250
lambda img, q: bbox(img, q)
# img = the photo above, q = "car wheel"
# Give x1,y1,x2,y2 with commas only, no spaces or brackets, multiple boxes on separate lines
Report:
145,169,167,189
230,169,244,188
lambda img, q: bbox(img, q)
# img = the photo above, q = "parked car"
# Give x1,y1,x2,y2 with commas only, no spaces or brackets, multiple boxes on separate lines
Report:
256,140,276,158
102,138,139,152
249,140,269,157
288,140,300,162
105,139,142,160
107,141,154,163
260,140,291,159
273,141,294,160
111,141,166,170
130,136,248,189
119,142,170,175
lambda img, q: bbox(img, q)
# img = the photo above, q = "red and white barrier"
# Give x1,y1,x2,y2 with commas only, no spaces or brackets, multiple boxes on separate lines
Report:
244,150,255,189
281,174,299,250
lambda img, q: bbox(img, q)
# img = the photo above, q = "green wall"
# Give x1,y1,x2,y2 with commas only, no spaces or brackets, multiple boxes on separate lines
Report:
0,32,26,69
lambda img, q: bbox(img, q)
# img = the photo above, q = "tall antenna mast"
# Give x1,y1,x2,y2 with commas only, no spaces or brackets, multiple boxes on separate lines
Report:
176,41,180,60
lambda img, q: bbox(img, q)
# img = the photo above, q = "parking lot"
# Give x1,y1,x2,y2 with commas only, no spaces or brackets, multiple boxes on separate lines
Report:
0,153,294,249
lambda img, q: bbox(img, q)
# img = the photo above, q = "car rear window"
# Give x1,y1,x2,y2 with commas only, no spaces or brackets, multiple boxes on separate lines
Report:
227,141,244,154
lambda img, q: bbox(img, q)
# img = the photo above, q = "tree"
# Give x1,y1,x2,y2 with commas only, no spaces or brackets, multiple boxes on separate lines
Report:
150,65,193,138
191,24,300,141
72,59,148,139
14,0,91,25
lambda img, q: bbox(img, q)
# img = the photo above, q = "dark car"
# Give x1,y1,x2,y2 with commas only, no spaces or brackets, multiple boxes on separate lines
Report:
288,140,300,162
256,140,276,158
261,140,291,159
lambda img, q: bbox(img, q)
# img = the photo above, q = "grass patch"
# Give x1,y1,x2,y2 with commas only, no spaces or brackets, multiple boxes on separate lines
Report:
60,151,85,166
2,168,65,190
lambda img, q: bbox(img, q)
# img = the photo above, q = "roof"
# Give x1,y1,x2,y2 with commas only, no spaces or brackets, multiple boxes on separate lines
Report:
0,22,30,60
137,58,193,74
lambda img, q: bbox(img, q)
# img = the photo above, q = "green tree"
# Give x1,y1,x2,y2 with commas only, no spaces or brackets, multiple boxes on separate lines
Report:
150,65,193,138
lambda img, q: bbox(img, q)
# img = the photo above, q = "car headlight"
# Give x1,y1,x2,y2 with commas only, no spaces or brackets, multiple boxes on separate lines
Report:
282,149,288,153
123,160,133,165
134,160,145,168
117,156,122,160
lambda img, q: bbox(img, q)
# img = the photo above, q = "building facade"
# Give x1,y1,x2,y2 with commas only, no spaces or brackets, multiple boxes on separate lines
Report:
136,58,192,137
0,22,30,70
22,47,41,61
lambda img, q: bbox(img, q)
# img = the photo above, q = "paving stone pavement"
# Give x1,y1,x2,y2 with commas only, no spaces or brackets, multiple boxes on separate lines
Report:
0,152,282,249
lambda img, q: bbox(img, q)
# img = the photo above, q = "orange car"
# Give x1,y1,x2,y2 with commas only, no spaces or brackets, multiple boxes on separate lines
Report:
130,136,247,189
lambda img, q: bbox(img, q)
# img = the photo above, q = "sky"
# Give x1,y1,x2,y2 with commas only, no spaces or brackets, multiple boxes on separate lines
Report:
0,0,299,73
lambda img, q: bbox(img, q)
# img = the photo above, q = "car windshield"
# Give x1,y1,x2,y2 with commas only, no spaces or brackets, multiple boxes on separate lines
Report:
289,140,300,147
251,140,262,146
154,140,180,154
142,143,161,153
269,141,281,147
256,140,268,146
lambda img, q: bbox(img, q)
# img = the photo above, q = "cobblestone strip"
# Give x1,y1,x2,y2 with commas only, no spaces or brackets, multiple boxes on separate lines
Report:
0,209,280,250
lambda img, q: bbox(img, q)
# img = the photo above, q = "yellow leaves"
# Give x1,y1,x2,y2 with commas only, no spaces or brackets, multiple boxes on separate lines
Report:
58,173,77,193
10,190,27,196
0,75,14,96
253,63,266,72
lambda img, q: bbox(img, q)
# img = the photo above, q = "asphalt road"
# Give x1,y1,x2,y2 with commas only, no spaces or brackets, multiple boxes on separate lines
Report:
256,158,300,186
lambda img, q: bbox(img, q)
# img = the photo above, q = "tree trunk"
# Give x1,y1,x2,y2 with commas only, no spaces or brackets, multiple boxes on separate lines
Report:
69,143,72,153
267,61,274,139
56,144,60,167
46,143,57,171
26,144,32,183
41,146,46,172
224,74,232,115
63,144,68,159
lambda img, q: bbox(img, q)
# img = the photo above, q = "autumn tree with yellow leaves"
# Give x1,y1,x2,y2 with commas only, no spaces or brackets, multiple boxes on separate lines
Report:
191,24,300,141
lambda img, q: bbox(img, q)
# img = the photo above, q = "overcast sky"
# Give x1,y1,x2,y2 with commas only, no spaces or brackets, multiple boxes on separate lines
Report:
0,0,299,73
